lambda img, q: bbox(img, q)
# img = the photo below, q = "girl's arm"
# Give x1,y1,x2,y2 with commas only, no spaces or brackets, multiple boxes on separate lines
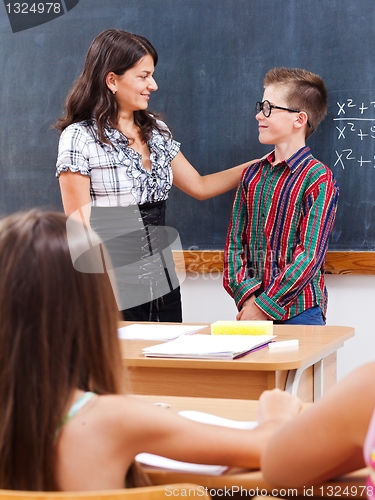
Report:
261,362,375,487
171,151,259,200
119,389,301,470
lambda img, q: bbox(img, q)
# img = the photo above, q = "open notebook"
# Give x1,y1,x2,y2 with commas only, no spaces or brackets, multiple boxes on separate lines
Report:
142,334,275,360
136,410,258,474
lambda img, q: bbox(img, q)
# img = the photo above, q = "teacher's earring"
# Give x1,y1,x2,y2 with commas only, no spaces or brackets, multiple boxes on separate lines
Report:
112,89,117,95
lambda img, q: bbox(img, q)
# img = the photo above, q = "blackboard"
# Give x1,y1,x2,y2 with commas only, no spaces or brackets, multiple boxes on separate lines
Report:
1,0,375,251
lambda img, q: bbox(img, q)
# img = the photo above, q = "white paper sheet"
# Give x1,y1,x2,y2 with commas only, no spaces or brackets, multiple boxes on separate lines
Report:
178,410,258,430
118,323,206,341
135,410,258,474
135,453,228,475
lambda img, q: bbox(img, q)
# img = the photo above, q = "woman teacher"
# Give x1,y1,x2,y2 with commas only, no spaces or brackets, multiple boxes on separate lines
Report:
56,29,254,322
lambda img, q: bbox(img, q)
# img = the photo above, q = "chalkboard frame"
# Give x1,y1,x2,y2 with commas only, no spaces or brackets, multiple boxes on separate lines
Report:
173,251,375,275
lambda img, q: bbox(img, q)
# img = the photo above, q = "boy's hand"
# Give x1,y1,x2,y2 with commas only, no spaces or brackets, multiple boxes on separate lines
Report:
236,295,268,321
255,389,302,424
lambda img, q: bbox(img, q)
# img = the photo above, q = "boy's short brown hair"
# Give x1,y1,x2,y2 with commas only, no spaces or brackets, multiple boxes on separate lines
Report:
264,67,327,139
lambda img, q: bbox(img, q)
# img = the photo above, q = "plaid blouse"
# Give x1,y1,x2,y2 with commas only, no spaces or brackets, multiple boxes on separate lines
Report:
56,119,180,206
223,147,339,321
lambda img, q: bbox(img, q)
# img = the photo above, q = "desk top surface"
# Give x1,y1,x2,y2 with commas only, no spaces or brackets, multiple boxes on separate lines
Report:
120,323,355,371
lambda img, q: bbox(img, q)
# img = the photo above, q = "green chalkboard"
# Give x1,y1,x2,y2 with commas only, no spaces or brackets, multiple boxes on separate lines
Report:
0,0,374,250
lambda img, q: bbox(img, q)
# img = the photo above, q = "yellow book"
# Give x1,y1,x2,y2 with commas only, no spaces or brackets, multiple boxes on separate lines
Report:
211,320,273,336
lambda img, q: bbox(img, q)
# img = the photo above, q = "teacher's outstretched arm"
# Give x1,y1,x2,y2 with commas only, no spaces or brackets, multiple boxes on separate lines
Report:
171,151,258,200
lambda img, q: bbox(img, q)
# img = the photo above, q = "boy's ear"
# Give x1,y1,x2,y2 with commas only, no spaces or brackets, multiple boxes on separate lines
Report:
294,112,309,129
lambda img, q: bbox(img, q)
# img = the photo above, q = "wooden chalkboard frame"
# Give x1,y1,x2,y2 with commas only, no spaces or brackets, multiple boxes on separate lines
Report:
173,251,375,275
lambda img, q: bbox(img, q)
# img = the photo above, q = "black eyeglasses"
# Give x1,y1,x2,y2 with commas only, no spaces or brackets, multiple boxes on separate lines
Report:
256,100,311,127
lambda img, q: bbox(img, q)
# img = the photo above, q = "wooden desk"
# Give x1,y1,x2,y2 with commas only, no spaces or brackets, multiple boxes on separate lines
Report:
138,395,368,498
121,324,354,402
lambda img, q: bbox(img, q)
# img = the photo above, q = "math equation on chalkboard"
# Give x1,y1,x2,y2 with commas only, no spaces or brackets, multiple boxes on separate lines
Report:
332,92,375,170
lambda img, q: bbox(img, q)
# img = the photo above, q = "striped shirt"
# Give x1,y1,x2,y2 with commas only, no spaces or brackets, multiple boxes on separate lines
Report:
223,147,339,321
56,119,180,206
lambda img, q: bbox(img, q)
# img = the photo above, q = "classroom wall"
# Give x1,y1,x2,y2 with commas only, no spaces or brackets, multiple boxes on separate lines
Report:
180,273,375,381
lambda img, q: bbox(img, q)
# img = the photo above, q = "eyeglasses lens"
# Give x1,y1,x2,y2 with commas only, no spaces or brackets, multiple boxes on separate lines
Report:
256,100,271,117
262,101,271,117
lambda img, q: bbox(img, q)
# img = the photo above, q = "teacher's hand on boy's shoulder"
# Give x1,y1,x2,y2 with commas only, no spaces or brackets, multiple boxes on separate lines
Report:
236,295,268,321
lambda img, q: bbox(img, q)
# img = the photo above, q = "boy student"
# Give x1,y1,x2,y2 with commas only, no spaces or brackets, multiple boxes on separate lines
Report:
224,67,339,325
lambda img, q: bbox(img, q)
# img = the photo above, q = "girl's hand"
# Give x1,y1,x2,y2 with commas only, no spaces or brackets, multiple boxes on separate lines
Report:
255,389,302,424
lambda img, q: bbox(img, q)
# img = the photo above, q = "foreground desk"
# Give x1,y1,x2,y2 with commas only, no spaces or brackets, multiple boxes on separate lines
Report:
121,324,354,402
138,395,367,498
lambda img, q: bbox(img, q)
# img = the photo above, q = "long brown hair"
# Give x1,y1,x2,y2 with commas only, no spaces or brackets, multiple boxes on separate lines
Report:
0,210,123,490
55,29,167,144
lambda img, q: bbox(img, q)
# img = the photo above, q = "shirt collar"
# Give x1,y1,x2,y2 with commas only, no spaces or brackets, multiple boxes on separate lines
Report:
86,117,129,150
103,124,129,147
264,146,313,173
93,118,155,151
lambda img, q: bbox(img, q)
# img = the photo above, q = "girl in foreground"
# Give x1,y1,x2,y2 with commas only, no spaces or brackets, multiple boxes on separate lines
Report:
0,209,300,491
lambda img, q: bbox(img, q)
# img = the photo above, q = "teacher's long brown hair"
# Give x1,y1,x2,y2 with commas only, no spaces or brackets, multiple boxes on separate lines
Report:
0,210,122,490
55,29,167,144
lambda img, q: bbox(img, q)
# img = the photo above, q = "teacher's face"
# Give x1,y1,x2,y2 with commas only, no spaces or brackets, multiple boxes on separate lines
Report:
109,54,158,113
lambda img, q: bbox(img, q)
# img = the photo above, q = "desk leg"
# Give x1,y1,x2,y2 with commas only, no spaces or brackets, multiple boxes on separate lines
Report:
285,352,337,401
313,352,337,400
280,368,313,402
285,369,302,397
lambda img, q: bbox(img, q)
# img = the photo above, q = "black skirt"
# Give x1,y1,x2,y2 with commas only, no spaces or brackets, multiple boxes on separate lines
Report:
90,201,182,322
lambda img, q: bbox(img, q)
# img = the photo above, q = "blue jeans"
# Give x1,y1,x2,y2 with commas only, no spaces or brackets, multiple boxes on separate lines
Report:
277,306,325,325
